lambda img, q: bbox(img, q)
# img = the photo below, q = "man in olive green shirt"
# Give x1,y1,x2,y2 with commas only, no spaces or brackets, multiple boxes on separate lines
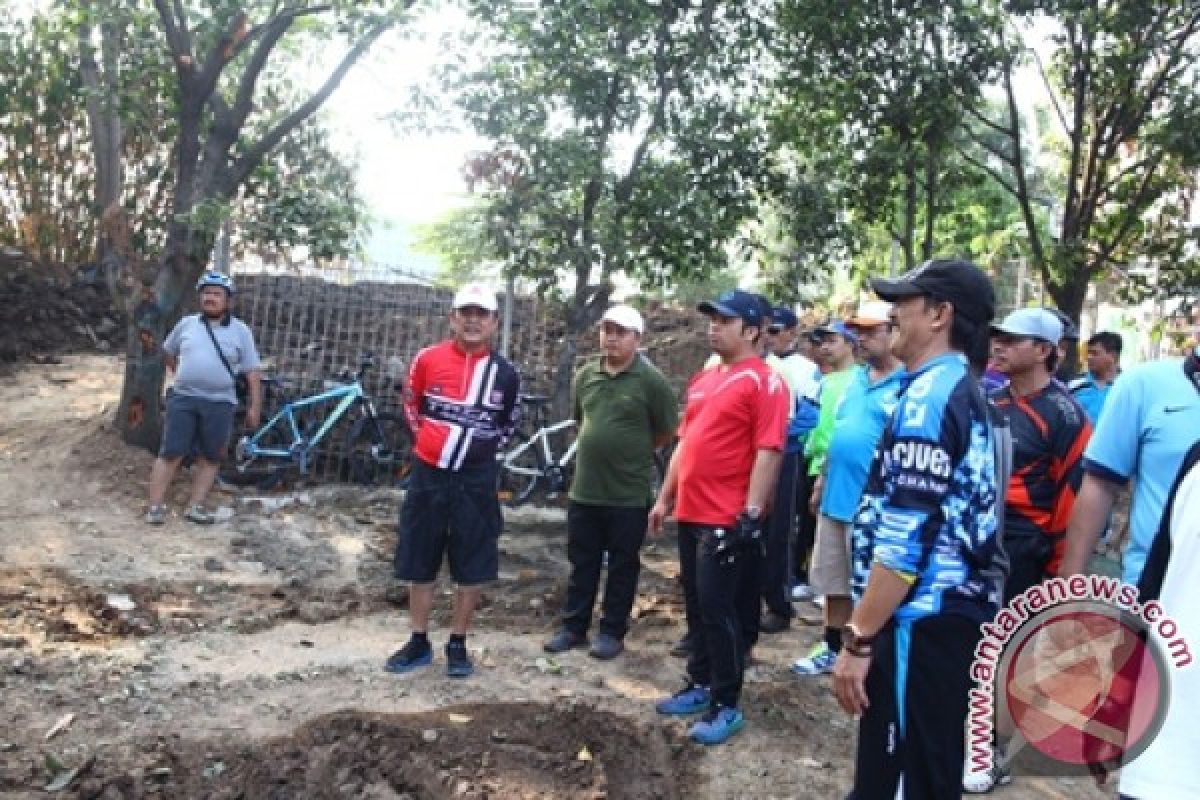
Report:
544,304,678,660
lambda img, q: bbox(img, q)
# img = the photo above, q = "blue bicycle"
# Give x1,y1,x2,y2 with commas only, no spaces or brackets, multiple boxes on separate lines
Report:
224,353,413,489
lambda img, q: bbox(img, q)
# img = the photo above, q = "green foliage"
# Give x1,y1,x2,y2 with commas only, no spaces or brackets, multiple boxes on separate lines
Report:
0,3,385,272
448,0,772,315
771,0,1007,278
413,203,503,285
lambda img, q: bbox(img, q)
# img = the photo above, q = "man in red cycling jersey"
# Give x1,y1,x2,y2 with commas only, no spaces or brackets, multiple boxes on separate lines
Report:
385,283,520,678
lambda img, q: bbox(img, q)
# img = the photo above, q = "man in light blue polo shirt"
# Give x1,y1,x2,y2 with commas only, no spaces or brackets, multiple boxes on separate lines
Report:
1068,331,1122,424
793,301,905,675
1060,346,1200,584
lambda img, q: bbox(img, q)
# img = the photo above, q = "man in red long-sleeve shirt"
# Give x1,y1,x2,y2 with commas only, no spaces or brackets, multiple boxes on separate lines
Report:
385,283,520,679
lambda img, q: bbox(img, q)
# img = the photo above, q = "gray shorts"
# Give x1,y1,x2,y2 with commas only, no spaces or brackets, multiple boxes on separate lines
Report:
160,392,235,462
811,514,852,597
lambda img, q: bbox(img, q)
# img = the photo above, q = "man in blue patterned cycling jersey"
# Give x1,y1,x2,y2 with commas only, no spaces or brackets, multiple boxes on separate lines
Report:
832,259,1005,800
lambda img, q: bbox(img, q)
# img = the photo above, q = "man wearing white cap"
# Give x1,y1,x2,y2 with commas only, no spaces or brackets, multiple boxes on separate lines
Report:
386,282,520,678
544,304,678,660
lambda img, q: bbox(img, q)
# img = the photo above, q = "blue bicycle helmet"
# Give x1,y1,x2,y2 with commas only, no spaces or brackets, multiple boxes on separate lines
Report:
196,271,235,295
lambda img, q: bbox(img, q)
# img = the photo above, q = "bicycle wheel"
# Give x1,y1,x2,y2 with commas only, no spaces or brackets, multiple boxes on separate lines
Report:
345,412,414,487
497,433,544,507
219,422,297,490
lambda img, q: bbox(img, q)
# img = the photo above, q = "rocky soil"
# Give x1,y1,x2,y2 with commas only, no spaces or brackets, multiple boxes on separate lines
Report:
0,355,1114,799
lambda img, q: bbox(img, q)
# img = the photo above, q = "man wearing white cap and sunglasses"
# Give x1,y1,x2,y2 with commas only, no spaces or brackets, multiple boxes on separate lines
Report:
386,282,520,679
544,304,678,660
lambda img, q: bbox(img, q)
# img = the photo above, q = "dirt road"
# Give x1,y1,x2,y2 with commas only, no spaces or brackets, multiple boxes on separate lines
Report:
0,356,1113,798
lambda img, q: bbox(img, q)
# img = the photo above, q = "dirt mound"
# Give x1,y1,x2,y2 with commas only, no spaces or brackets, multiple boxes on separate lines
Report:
46,705,683,799
0,255,122,369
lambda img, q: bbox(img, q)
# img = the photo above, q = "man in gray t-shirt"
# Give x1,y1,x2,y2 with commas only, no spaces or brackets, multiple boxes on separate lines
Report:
145,272,262,525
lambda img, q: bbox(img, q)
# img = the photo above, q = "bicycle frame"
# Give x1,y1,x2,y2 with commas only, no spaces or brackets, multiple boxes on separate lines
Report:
241,381,368,475
501,418,577,476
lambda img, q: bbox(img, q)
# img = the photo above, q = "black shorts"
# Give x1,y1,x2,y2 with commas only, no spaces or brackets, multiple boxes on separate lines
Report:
159,392,235,462
393,459,502,586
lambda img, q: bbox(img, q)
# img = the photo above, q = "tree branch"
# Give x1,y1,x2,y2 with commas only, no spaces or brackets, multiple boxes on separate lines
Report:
227,21,393,192
1029,46,1072,137
962,100,1014,139
192,12,249,110
1092,149,1167,269
956,147,1018,198
152,0,194,82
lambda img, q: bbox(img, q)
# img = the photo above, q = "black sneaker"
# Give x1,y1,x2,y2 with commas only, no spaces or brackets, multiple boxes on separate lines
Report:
543,629,588,653
384,636,432,674
445,638,473,678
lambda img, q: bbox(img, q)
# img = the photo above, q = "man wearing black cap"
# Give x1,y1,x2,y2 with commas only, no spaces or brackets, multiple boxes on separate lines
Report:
1049,308,1082,384
831,260,1006,799
650,289,790,745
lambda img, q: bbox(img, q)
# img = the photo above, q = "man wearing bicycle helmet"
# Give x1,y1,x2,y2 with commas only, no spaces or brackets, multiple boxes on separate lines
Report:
386,282,520,679
145,271,262,525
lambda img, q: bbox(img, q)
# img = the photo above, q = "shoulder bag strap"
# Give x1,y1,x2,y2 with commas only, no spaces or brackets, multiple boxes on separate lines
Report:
202,317,238,384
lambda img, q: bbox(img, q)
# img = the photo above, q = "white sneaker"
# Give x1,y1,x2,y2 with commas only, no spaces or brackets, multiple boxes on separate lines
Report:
790,583,814,602
963,750,1011,794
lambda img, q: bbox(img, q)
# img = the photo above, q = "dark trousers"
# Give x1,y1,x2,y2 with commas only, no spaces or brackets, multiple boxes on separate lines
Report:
851,614,980,800
793,454,817,584
561,501,649,639
679,522,763,709
1002,533,1053,606
762,451,799,617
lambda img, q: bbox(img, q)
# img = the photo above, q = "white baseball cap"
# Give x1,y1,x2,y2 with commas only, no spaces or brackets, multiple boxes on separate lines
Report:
847,300,893,328
600,304,644,334
991,307,1063,345
452,282,499,312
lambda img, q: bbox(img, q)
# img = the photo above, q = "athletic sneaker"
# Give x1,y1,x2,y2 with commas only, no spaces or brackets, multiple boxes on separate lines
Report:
963,749,1012,794
183,504,215,525
791,642,837,675
790,582,814,602
384,636,432,674
445,638,473,678
654,684,711,715
144,505,168,525
688,706,745,745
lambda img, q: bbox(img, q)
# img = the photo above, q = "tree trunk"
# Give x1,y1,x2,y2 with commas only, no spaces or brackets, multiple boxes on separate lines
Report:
1049,267,1090,378
115,238,209,450
901,149,918,269
922,138,938,260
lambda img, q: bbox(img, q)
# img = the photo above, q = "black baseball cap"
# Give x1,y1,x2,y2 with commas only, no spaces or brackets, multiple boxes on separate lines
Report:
870,259,996,325
1048,308,1080,340
698,289,768,328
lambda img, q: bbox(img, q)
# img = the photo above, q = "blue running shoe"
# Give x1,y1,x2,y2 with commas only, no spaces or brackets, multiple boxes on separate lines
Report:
688,706,745,745
445,638,474,678
654,684,711,715
384,637,432,674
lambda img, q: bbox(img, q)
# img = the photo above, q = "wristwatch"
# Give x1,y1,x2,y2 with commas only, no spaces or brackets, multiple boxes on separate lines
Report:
842,623,876,656
743,505,762,520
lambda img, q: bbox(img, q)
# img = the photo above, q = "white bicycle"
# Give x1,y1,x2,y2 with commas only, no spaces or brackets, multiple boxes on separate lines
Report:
496,393,577,507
